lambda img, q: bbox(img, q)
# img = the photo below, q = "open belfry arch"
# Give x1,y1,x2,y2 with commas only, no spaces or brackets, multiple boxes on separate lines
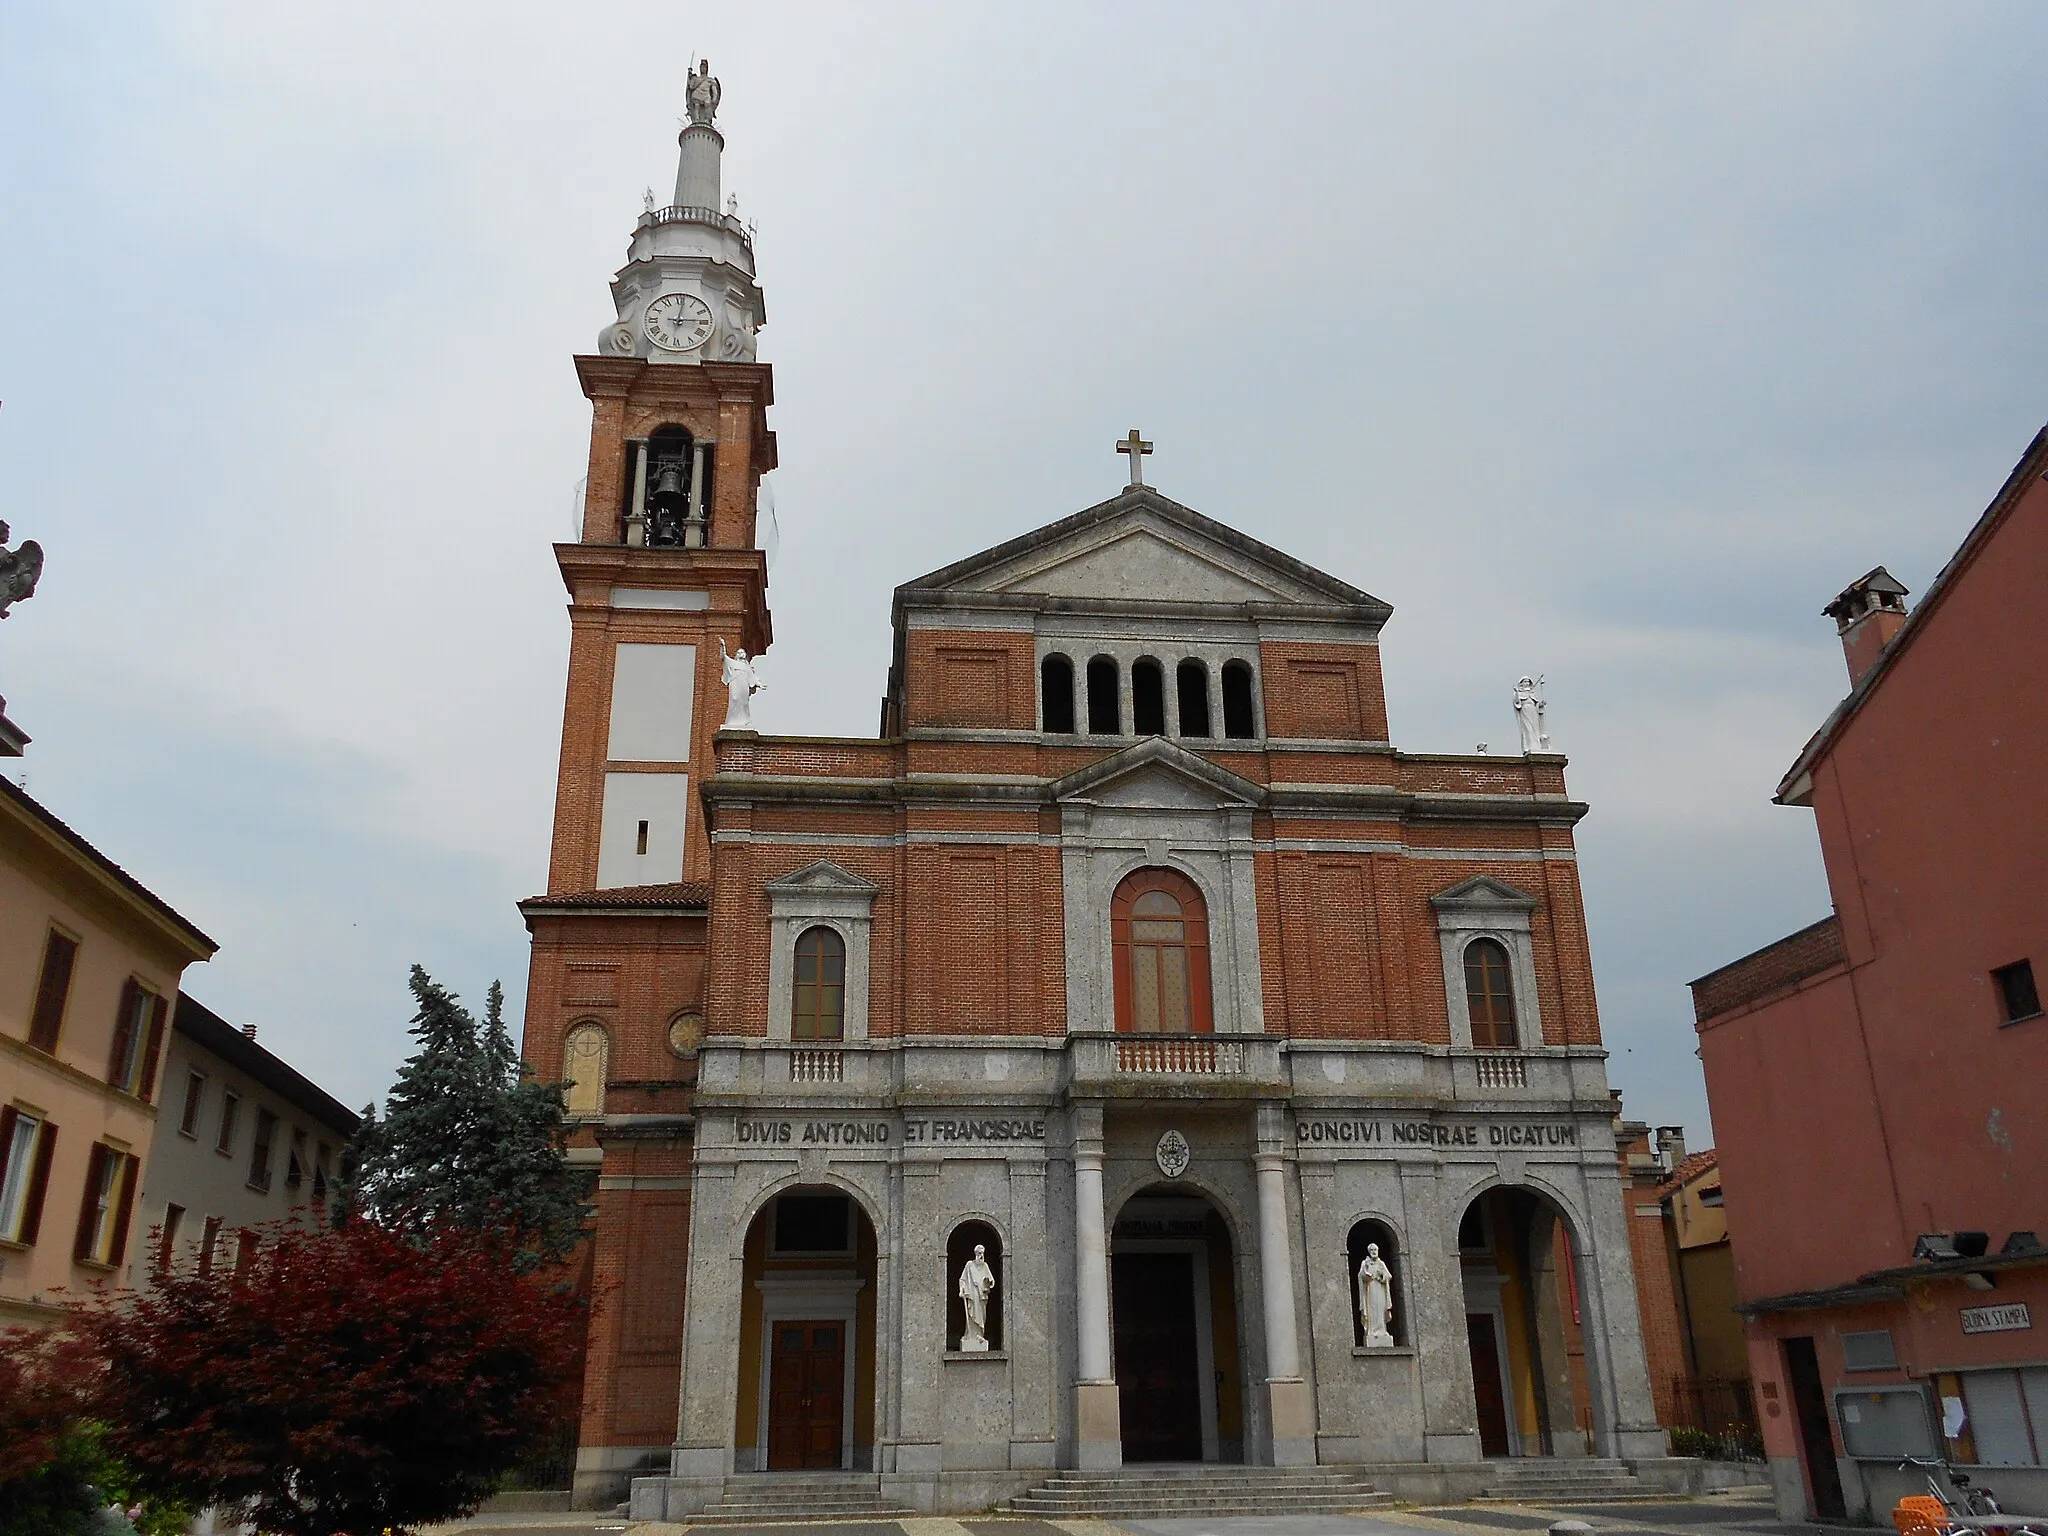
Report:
520,68,1664,1516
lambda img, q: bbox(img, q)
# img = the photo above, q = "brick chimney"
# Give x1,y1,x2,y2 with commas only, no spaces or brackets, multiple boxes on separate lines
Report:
1655,1125,1687,1172
1823,566,1910,687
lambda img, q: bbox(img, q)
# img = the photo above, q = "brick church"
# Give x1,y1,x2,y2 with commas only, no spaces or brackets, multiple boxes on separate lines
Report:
520,70,1666,1515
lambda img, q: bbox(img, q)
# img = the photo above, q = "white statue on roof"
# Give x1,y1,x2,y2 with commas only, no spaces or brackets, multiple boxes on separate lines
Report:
1513,675,1550,755
719,639,763,730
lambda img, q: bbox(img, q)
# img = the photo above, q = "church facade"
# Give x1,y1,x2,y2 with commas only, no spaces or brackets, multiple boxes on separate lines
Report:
521,76,1665,1514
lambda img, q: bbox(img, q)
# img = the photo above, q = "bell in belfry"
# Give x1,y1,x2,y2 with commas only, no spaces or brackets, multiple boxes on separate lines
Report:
648,459,688,545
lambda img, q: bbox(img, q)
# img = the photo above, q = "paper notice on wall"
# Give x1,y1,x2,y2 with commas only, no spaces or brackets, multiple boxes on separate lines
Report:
1943,1396,1967,1439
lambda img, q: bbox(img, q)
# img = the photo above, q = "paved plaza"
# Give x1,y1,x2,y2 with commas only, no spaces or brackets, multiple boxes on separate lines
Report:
438,1483,1843,1536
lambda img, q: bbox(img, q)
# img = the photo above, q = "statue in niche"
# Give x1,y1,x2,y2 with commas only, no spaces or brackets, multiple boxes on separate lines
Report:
686,60,721,127
719,639,764,730
1513,675,1551,755
956,1244,996,1352
1357,1242,1395,1348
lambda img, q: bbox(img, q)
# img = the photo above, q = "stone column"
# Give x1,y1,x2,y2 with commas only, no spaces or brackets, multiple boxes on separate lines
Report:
1072,1105,1120,1469
1571,1162,1667,1459
1254,1107,1315,1466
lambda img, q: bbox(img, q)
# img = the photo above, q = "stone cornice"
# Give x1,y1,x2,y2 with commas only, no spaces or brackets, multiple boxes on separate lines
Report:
702,766,1587,827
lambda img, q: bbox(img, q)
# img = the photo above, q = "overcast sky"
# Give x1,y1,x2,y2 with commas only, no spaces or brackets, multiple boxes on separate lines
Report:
3,3,2044,1138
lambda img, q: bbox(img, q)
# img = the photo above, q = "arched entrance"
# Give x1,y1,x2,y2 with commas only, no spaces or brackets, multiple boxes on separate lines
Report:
1110,1185,1245,1463
733,1186,879,1471
1457,1186,1596,1457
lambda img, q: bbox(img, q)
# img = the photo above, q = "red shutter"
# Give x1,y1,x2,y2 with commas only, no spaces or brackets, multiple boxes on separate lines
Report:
107,980,142,1089
20,1124,56,1245
28,932,76,1053
137,995,169,1102
75,1144,109,1261
0,1107,16,1194
107,1155,140,1267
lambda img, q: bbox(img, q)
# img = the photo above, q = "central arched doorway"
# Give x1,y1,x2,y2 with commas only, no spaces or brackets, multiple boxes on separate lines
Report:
733,1186,879,1471
1457,1185,1596,1458
1110,1186,1245,1463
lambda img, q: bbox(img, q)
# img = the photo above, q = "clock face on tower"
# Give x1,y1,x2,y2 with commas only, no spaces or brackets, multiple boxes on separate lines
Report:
644,292,715,353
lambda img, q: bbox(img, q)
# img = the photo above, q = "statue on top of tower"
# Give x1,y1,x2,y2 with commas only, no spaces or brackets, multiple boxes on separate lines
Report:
687,60,721,128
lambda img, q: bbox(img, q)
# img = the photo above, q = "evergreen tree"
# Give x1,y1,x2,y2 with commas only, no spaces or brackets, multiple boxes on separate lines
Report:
343,967,589,1271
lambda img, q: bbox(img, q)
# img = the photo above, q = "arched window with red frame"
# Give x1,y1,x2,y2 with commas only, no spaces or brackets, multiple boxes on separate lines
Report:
1111,868,1214,1034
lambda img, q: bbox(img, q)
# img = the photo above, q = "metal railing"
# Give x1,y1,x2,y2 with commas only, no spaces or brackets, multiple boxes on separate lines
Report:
642,203,753,247
1669,1376,1765,1461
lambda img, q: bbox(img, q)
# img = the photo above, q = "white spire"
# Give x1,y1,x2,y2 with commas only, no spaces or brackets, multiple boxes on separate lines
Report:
595,61,765,365
674,58,723,210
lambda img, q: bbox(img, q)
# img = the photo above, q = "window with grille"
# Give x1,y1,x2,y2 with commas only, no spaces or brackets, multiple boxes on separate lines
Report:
792,927,846,1041
1464,938,1519,1049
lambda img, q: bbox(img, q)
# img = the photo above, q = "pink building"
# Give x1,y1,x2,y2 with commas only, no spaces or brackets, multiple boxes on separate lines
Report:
1692,422,2048,1521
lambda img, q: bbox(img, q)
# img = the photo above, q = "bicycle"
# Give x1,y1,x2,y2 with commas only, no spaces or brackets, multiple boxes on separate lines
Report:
1896,1455,2045,1536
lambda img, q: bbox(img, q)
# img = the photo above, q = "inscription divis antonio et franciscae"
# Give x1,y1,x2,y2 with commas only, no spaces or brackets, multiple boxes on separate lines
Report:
734,1116,1048,1146
1295,1116,1580,1149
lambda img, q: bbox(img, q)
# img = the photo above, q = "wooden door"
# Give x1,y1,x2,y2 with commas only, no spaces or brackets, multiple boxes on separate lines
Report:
1113,1253,1204,1461
1467,1312,1512,1457
767,1320,845,1469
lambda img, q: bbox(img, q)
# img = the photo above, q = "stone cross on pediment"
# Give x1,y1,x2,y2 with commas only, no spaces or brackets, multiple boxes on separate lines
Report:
1116,429,1153,488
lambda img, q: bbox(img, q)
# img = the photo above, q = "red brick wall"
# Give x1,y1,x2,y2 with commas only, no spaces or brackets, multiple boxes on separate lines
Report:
1258,641,1390,741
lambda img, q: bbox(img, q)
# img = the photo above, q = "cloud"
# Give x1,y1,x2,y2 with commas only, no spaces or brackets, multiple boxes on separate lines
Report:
5,1,2046,1138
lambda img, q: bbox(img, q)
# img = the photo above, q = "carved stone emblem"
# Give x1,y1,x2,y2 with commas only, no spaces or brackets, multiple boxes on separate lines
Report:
1154,1129,1191,1179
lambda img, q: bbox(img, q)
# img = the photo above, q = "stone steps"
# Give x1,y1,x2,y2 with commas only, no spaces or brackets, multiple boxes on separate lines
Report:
1474,1458,1659,1504
684,1474,917,1526
1008,1467,1391,1518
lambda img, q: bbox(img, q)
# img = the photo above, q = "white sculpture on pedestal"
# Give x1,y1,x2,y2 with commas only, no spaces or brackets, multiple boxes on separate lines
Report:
957,1244,996,1352
1513,675,1551,755
719,639,764,730
1357,1243,1395,1348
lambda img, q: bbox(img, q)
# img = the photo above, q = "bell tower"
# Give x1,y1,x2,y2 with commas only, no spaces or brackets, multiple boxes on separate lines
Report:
546,61,775,895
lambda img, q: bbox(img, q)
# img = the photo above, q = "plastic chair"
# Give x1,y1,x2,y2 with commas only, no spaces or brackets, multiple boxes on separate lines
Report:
1894,1495,1953,1536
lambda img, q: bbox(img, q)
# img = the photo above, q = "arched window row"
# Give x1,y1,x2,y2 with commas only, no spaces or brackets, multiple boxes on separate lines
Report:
1040,653,1258,741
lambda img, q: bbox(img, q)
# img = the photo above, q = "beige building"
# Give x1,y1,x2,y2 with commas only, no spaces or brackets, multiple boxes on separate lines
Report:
1,776,216,1326
141,994,358,1278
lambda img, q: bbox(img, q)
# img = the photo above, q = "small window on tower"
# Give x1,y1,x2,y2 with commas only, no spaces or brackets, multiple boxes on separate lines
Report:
636,820,650,856
1994,960,2041,1024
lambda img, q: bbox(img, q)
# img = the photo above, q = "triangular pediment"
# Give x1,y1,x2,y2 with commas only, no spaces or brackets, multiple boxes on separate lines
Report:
1429,875,1537,911
1051,737,1265,809
763,859,879,896
899,488,1389,616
